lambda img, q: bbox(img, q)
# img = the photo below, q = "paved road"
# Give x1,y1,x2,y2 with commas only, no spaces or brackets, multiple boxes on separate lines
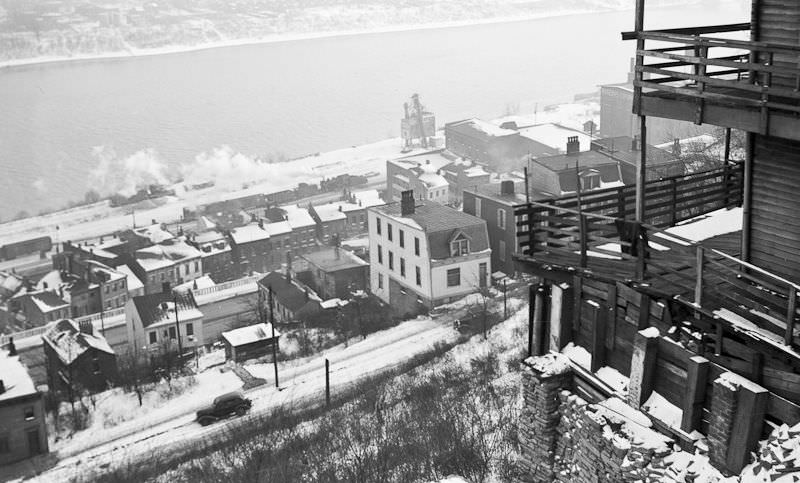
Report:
1,309,472,483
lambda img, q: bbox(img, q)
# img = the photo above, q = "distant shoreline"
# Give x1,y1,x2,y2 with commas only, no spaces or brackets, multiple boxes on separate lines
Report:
0,7,620,71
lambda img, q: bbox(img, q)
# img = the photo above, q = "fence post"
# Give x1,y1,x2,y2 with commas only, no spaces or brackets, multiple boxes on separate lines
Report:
695,246,705,307
628,328,659,409
681,355,709,433
722,162,730,208
670,178,678,225
605,284,618,351
786,286,797,346
531,283,550,356
726,381,768,473
325,358,331,406
579,214,588,268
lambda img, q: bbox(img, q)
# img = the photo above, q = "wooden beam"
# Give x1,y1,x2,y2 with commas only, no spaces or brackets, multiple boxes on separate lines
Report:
628,328,659,409
681,355,710,432
786,286,797,346
638,293,652,330
531,283,549,356
636,116,647,221
591,302,608,372
549,283,573,351
742,132,754,262
726,381,768,473
605,284,618,350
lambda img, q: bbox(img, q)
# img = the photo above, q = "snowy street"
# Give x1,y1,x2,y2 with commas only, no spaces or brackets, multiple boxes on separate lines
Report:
3,311,474,482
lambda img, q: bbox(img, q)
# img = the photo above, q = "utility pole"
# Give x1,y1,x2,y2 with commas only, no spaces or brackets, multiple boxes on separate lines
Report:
503,278,508,320
325,358,331,406
100,307,105,337
173,294,183,356
268,286,279,388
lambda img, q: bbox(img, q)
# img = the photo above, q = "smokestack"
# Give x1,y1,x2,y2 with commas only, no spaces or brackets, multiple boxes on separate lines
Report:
566,136,580,155
500,180,515,195
401,190,415,216
79,320,93,335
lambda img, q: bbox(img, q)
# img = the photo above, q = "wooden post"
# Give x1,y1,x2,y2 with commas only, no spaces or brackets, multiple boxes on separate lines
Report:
531,283,549,356
605,284,618,351
636,222,646,280
590,303,607,372
528,284,535,357
325,358,331,406
695,246,705,308
751,352,764,385
726,381,768,473
628,328,659,409
617,189,627,219
579,214,588,268
636,116,647,222
269,286,279,388
723,127,732,165
638,293,651,330
572,277,582,342
681,355,710,433
632,0,646,115
786,285,797,346
670,178,678,225
549,283,574,352
715,317,723,356
742,132,754,262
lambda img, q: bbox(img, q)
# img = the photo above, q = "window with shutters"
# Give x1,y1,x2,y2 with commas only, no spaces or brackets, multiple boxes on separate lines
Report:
446,268,460,287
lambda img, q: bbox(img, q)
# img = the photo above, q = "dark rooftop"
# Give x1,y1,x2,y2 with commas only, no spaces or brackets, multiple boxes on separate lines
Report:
132,291,200,328
258,272,313,313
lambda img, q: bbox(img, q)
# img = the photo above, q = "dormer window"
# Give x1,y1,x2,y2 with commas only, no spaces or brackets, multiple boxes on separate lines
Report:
580,169,601,190
450,231,471,257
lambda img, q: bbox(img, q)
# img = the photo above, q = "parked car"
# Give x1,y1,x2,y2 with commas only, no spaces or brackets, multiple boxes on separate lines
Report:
196,391,252,426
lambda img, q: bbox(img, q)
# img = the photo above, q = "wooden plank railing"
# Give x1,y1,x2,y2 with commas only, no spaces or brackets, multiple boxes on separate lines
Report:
622,22,800,130
514,190,800,348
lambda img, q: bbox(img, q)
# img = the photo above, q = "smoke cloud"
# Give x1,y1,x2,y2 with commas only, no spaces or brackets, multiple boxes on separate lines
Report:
88,146,171,197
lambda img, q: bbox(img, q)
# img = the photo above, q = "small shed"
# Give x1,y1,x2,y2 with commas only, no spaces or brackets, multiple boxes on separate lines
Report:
221,323,280,363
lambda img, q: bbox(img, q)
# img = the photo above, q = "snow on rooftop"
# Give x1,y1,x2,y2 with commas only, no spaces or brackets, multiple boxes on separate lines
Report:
174,275,215,293
221,322,279,347
135,255,175,272
351,189,385,208
313,203,349,222
117,264,144,292
280,204,316,229
230,224,269,244
661,207,742,243
419,172,449,189
517,123,593,152
320,298,348,309
465,118,517,137
134,224,173,244
0,353,37,402
263,220,292,236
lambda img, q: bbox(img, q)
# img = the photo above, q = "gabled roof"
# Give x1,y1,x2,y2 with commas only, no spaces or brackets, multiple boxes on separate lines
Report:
258,272,316,313
132,291,203,329
221,322,280,347
42,319,114,365
117,264,144,292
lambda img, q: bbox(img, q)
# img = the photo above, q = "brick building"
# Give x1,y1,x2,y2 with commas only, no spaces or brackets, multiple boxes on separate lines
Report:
300,247,369,300
0,352,48,465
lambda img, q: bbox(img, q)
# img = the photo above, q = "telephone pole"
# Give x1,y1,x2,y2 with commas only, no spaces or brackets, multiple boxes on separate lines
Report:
268,286,279,388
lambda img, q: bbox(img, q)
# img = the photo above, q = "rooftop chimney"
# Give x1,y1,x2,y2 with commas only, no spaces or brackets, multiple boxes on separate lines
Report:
566,136,580,155
500,180,515,195
79,320,93,335
400,190,415,216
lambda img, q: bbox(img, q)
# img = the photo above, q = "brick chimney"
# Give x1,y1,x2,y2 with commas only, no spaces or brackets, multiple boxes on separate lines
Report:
500,180,515,195
79,320,93,335
401,190,415,216
566,136,580,155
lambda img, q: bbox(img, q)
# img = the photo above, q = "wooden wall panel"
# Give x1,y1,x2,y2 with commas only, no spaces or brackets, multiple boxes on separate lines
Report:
755,0,800,88
750,135,800,281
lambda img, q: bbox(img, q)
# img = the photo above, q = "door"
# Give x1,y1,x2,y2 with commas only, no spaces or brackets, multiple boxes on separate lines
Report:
27,428,41,456
479,263,487,288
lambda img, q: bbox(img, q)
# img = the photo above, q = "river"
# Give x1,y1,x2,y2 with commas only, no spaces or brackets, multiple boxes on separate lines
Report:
0,0,748,221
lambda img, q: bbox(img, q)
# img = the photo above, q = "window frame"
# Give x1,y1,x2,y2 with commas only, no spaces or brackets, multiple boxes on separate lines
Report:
497,208,506,230
446,268,461,287
414,237,420,256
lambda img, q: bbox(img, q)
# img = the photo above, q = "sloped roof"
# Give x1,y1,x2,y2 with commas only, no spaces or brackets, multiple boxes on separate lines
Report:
221,322,280,347
27,291,70,313
0,353,37,402
372,201,490,260
312,203,349,222
230,224,269,245
117,264,145,292
258,272,315,313
132,291,203,328
42,319,114,365
280,205,317,229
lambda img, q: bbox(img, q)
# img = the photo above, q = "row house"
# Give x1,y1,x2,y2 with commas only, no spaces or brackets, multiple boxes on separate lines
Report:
125,291,204,352
281,205,318,254
263,220,293,271
42,319,117,397
0,352,48,465
257,271,321,324
188,229,235,283
528,137,625,197
308,203,348,245
131,240,202,294
368,191,491,317
8,291,70,327
300,247,369,300
463,180,529,276
229,223,271,276
385,151,453,204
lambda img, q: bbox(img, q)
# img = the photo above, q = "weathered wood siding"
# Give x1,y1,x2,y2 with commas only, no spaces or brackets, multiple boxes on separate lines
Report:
754,0,800,88
750,135,800,280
